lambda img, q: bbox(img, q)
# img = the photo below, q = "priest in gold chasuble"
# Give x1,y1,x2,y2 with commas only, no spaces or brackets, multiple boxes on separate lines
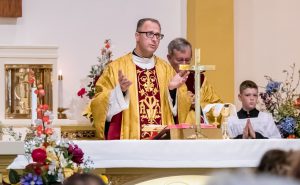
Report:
89,18,190,139
167,38,222,124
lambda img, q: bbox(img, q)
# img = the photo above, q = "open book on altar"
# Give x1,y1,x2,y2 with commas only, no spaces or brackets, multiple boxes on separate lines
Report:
141,124,223,140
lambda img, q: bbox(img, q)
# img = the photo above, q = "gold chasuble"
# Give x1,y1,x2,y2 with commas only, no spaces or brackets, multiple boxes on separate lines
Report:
178,73,222,125
177,84,192,124
90,53,186,140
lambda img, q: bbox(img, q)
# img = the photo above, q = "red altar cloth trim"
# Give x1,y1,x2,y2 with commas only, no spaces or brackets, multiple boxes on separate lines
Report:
167,123,217,129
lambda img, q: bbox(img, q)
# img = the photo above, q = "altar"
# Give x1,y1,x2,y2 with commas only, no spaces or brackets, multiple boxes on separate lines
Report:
8,139,300,185
0,141,24,184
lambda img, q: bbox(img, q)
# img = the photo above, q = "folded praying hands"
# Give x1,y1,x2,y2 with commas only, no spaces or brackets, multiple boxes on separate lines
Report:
243,119,256,139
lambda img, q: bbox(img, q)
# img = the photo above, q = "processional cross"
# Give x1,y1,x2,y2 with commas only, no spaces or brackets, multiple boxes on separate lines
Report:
179,48,215,137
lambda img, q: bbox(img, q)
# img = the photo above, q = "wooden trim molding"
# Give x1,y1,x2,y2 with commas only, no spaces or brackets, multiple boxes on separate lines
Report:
0,0,22,17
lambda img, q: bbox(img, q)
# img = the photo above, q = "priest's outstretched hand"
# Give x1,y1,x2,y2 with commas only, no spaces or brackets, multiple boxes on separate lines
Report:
168,71,190,90
118,70,132,92
243,119,256,139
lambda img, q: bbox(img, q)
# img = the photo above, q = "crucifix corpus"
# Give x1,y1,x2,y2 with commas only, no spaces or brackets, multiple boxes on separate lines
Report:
179,48,216,138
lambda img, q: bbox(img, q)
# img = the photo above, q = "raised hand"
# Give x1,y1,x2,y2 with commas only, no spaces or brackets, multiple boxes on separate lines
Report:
168,71,190,90
118,70,132,92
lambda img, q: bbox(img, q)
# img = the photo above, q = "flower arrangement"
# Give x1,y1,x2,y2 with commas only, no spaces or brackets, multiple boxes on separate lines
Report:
0,126,22,141
260,64,300,138
77,39,112,99
8,71,96,185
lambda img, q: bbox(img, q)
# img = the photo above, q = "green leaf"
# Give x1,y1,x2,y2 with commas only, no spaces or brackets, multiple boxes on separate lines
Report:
65,163,73,168
9,169,20,184
47,174,58,185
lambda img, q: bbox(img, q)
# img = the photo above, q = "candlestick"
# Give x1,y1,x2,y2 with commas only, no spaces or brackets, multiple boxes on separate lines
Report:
57,70,67,119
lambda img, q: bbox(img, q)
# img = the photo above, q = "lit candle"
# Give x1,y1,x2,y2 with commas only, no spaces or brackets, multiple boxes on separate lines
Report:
58,70,63,108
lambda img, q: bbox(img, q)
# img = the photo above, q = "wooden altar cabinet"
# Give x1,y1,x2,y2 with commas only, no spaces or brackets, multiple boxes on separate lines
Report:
9,140,300,185
0,141,24,183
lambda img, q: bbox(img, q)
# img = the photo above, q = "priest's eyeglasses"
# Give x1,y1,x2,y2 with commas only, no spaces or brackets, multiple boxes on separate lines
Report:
137,31,164,40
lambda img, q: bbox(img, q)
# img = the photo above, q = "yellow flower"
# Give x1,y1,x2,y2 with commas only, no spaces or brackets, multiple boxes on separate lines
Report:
99,174,109,184
63,168,74,178
2,174,10,184
73,166,79,173
47,152,58,161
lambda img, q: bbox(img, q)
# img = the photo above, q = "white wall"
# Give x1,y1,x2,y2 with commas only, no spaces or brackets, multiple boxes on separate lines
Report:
0,0,186,109
5,0,299,115
234,0,300,109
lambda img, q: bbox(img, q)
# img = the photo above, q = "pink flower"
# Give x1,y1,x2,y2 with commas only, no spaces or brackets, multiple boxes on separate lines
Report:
68,145,84,164
68,144,74,153
43,104,49,110
28,78,35,84
42,116,49,124
37,108,43,119
34,89,45,97
77,88,87,98
38,89,45,97
45,128,53,135
294,97,300,109
32,148,47,164
37,84,43,89
36,125,44,136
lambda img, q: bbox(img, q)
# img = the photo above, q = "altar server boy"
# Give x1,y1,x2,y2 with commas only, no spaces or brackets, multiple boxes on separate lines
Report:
228,80,281,139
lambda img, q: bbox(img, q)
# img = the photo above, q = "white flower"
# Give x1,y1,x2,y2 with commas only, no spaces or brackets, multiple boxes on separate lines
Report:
40,134,46,140
46,146,54,153
57,168,64,182
59,153,68,168
48,132,58,142
44,111,55,121
34,119,42,125
44,111,51,116
48,161,56,175
59,138,70,148
49,114,55,121
92,65,99,71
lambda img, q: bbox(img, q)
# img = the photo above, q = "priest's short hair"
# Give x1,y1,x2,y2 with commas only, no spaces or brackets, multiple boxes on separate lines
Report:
168,38,192,55
136,18,161,31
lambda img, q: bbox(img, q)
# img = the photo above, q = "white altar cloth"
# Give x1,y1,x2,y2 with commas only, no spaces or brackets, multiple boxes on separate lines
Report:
8,139,300,169
0,141,24,155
